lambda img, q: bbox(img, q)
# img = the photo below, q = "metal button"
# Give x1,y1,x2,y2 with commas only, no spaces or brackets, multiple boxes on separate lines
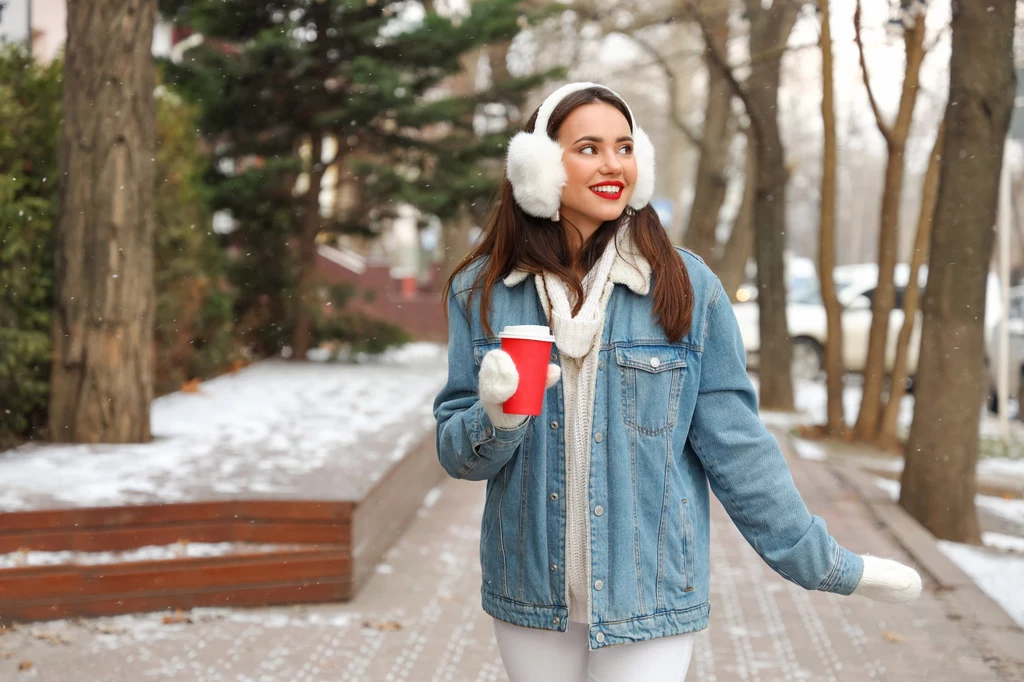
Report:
598,360,605,370
650,357,660,368
594,506,604,517
553,616,560,625
595,632,605,643
594,580,604,591
550,421,558,429
551,352,558,361
551,492,559,501
484,428,492,438
551,564,558,572
594,432,603,443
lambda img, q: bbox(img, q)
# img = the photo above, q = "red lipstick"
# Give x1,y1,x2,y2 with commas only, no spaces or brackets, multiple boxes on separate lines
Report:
589,180,624,201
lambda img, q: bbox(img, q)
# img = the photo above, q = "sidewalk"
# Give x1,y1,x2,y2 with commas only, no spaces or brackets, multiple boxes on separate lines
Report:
0,442,1015,681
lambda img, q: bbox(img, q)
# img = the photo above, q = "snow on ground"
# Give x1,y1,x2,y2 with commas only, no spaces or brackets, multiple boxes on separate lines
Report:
938,541,1024,629
0,542,307,569
867,477,1024,629
871,475,1024,530
0,343,448,510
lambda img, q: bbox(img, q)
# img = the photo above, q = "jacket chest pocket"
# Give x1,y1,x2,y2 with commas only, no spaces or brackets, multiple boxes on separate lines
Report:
615,344,686,434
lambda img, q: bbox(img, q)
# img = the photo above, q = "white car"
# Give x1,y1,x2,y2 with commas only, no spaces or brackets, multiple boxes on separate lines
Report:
734,264,1004,381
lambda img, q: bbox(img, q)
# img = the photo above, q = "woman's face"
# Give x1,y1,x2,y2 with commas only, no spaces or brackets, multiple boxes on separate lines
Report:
555,101,637,230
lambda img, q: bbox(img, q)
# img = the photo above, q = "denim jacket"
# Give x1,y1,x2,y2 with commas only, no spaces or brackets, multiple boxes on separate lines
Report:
433,246,864,650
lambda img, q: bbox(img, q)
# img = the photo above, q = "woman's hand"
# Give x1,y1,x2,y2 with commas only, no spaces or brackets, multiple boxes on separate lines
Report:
852,555,922,603
479,349,560,430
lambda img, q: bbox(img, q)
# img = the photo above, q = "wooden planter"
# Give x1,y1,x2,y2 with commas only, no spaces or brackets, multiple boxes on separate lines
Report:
0,430,444,624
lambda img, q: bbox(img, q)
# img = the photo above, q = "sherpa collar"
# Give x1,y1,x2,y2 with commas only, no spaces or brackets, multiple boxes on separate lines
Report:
501,225,651,296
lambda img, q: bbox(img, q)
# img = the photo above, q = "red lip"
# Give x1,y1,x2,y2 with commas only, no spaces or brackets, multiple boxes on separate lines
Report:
589,181,624,201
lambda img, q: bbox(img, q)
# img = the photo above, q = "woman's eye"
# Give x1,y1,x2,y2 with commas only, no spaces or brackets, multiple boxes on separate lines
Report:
580,145,596,155
619,145,633,154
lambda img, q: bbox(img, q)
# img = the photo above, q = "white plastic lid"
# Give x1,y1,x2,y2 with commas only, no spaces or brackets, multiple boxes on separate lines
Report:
499,324,555,342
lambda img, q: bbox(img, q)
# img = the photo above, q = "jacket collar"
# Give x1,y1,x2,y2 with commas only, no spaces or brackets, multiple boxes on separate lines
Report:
501,226,652,296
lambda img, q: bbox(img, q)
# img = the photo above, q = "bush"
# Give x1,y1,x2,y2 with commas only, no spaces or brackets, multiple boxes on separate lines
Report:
0,46,62,447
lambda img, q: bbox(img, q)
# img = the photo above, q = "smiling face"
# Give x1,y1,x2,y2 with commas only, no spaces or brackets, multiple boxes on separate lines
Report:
555,101,637,238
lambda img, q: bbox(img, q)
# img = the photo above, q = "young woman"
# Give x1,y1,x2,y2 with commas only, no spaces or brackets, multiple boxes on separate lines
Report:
433,82,921,682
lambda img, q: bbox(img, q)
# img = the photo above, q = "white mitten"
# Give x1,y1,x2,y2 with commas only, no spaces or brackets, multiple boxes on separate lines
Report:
852,555,922,603
479,349,561,430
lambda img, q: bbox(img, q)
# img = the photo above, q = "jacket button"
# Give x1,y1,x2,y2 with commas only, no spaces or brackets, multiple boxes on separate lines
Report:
551,493,559,501
650,357,660,368
594,580,604,591
595,632,605,643
551,564,558,571
551,352,558,361
553,616,560,625
594,432,603,443
550,421,558,429
594,506,604,517
598,360,604,370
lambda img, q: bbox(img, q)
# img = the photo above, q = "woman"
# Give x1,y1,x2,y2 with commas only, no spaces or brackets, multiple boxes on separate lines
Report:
433,82,921,682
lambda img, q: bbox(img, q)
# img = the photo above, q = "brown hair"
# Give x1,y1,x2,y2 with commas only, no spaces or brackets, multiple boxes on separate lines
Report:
444,87,694,343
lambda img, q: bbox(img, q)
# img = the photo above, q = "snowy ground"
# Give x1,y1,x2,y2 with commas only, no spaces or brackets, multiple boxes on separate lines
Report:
756,374,1024,485
0,343,448,511
870,476,1024,630
0,542,309,570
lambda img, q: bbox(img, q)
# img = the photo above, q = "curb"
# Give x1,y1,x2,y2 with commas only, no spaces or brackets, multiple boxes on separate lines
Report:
827,458,1024,674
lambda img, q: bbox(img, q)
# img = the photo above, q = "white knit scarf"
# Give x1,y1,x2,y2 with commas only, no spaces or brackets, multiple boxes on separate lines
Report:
536,232,620,625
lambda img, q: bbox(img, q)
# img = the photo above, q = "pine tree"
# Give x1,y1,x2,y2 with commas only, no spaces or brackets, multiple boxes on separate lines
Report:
162,0,553,359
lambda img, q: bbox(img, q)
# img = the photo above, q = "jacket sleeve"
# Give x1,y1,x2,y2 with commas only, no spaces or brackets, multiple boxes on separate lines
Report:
432,287,529,481
687,278,864,595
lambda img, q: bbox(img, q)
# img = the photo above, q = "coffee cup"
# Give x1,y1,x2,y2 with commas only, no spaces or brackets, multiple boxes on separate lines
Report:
499,324,556,416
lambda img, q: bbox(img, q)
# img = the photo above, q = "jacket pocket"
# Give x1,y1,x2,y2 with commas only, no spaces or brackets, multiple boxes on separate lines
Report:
615,344,686,434
681,498,695,591
473,340,502,366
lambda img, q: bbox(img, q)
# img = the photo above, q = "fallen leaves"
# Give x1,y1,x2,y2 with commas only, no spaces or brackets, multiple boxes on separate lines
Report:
18,661,32,671
181,378,203,394
30,630,73,645
882,630,905,644
363,619,402,632
162,609,193,625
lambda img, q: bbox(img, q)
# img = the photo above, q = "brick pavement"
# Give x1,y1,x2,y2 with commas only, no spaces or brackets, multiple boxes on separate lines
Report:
0,449,1012,682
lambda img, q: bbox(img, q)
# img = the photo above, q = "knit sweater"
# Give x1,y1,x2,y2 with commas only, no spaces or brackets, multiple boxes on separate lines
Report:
534,227,653,626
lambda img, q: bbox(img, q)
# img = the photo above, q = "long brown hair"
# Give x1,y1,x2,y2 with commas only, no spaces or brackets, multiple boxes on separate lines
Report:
444,87,694,343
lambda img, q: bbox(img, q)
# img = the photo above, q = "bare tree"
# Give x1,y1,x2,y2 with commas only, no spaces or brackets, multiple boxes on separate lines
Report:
49,0,157,443
878,120,944,450
683,0,734,264
900,0,1016,544
817,0,844,435
717,131,757,300
851,0,927,441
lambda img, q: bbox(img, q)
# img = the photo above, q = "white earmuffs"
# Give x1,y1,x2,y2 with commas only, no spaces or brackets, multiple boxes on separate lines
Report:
505,82,655,220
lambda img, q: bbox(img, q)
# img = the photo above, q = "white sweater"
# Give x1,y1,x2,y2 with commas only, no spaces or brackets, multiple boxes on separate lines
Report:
537,237,619,625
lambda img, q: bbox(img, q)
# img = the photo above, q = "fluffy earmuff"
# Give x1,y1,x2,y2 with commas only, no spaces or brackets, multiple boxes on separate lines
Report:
506,82,656,219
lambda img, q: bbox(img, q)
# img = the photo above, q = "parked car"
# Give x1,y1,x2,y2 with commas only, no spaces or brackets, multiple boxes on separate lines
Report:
985,285,1024,414
734,264,1004,382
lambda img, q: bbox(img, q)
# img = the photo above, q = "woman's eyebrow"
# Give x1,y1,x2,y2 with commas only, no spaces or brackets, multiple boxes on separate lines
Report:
572,135,634,144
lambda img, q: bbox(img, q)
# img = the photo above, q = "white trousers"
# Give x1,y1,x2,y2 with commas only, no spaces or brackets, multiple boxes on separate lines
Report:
492,618,695,682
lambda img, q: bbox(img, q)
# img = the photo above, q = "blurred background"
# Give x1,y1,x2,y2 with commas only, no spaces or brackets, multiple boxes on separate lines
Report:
1,1,1024,679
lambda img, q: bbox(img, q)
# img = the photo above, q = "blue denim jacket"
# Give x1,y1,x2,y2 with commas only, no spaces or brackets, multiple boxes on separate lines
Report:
433,247,863,650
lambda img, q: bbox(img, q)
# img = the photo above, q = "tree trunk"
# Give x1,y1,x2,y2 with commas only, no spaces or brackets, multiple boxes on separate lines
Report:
684,1,733,263
878,121,944,451
746,0,798,411
852,2,926,440
717,131,756,300
818,0,844,435
49,0,157,444
291,134,325,361
899,0,1015,544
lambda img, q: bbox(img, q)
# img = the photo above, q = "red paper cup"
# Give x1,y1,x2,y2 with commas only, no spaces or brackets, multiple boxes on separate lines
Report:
500,325,556,416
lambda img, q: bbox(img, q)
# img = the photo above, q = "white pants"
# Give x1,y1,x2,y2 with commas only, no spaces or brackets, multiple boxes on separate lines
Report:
492,618,695,682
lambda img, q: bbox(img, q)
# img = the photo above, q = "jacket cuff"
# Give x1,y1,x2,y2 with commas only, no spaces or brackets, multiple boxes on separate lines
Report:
819,546,865,596
471,403,529,454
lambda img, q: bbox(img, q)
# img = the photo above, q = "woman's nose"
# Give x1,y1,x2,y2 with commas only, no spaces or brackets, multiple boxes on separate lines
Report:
600,151,623,175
